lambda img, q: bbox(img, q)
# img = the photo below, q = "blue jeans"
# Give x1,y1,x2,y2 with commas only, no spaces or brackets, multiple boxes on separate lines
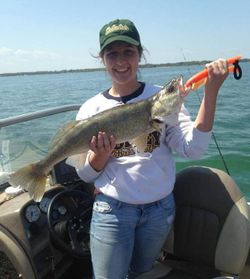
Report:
90,193,175,279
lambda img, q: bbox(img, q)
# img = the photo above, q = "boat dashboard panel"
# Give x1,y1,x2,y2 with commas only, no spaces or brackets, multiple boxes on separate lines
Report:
0,160,94,279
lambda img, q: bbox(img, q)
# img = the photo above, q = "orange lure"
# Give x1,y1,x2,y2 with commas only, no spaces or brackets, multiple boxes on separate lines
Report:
185,55,242,91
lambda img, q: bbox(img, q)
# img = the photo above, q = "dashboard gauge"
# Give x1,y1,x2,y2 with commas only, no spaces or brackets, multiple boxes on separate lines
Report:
39,197,51,213
25,205,41,223
58,205,67,215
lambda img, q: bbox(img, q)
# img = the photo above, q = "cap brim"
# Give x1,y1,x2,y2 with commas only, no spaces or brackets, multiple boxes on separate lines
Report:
101,35,140,51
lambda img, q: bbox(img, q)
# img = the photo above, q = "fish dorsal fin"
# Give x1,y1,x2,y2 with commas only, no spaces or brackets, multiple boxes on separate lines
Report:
49,120,80,150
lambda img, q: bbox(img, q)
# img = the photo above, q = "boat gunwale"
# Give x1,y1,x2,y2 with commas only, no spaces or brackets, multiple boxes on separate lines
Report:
0,104,81,128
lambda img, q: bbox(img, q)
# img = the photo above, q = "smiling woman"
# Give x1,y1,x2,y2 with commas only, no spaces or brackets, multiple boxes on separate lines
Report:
65,18,232,279
101,42,141,96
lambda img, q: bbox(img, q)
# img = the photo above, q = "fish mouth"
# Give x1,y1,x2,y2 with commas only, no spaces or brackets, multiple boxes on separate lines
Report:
165,75,183,94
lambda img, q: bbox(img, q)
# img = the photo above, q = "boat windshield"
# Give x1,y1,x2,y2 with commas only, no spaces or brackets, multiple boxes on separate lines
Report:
0,105,80,186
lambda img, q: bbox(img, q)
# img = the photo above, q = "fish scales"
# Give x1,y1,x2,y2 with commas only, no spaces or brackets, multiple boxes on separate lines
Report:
81,99,153,143
42,99,153,170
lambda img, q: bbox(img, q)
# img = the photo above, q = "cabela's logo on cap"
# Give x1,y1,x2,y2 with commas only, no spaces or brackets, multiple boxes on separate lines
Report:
105,24,129,36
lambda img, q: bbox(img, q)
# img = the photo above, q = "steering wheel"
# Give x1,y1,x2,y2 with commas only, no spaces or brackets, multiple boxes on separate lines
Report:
47,189,93,258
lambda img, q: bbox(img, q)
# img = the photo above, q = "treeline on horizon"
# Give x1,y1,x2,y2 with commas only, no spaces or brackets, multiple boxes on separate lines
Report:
1,59,249,77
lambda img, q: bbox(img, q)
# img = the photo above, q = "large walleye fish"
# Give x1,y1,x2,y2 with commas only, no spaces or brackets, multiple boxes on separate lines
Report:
10,75,187,201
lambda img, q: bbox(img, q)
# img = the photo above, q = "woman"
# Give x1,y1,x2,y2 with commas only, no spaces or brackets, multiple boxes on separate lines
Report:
68,19,229,279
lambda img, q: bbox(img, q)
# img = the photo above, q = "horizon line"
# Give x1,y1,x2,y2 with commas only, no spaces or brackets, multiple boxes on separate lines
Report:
0,58,249,77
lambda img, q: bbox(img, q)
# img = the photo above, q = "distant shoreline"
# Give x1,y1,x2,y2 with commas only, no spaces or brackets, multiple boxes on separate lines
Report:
0,59,249,77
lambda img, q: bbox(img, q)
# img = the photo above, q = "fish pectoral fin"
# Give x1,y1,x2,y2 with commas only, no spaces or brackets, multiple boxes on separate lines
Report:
132,134,148,153
66,153,88,169
151,118,164,132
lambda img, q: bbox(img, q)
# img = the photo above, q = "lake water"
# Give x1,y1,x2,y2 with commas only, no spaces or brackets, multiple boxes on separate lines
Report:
0,63,249,200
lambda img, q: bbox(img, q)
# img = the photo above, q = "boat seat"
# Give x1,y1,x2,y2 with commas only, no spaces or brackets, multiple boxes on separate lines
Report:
138,166,250,279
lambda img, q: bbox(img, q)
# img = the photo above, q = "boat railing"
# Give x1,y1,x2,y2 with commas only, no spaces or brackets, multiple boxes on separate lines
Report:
0,105,81,128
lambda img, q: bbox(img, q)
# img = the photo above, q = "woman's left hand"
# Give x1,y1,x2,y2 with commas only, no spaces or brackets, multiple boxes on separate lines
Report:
205,58,229,96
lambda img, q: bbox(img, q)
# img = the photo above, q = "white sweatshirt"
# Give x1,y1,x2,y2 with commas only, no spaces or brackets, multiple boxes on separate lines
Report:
67,83,211,204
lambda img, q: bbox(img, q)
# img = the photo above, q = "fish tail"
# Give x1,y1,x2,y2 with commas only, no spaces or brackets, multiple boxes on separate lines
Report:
9,162,47,202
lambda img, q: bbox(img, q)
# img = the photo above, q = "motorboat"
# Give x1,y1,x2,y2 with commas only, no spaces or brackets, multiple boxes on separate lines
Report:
0,105,249,279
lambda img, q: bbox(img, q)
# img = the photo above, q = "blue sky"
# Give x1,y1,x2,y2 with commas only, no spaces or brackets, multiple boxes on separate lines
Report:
0,0,249,73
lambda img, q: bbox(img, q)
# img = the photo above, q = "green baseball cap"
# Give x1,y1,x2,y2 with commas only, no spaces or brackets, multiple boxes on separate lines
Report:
99,19,141,51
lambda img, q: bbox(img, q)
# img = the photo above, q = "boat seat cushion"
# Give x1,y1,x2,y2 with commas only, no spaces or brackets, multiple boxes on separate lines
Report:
139,166,250,278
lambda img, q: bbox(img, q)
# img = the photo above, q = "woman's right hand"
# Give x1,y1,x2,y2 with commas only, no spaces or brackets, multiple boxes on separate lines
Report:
88,131,116,171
